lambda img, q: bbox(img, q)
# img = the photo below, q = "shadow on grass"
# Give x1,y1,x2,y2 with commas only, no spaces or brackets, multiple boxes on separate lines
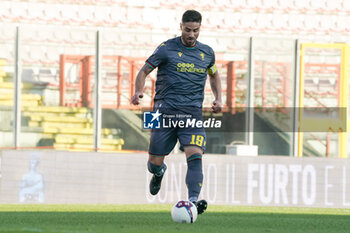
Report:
0,211,349,233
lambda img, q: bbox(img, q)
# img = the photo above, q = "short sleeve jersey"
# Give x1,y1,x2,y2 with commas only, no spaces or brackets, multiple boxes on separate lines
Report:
146,37,217,109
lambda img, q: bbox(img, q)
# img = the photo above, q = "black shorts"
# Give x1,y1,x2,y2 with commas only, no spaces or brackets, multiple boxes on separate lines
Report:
148,102,206,156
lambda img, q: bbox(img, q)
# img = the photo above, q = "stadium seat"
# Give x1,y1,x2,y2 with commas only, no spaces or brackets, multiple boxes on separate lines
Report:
278,0,294,12
214,37,227,52
43,4,62,23
222,12,240,31
158,9,177,31
109,6,127,26
0,93,43,107
245,0,263,12
287,14,303,33
239,13,254,32
21,29,40,43
84,31,96,45
262,0,279,11
101,31,118,46
151,33,171,46
335,15,350,33
270,13,288,33
9,2,29,22
127,7,145,27
77,5,94,25
144,0,161,7
20,104,125,151
279,39,294,52
319,15,336,34
342,0,350,13
0,43,14,63
254,13,272,32
45,46,62,65
94,6,111,25
24,45,46,65
209,11,225,30
0,1,11,22
59,4,78,24
69,31,87,44
227,37,250,53
303,14,319,33
27,2,46,23
224,0,245,11
127,0,145,7
183,0,203,9
159,0,176,8
232,13,248,33
36,30,55,43
119,33,136,47
135,33,153,47
198,0,216,10
21,68,37,83
52,30,71,44
201,36,218,50
110,0,127,6
40,68,58,84
253,39,268,52
217,37,232,52
308,0,326,13
142,7,158,28
0,26,15,41
292,0,309,12
325,0,341,13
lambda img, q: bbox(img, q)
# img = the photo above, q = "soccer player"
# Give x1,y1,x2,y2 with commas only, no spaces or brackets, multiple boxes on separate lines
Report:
131,10,222,214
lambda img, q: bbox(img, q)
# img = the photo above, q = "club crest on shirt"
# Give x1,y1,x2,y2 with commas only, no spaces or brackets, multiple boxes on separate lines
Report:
200,52,205,61
178,52,183,57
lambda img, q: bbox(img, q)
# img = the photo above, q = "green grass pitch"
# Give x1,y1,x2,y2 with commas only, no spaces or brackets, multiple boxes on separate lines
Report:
0,204,350,233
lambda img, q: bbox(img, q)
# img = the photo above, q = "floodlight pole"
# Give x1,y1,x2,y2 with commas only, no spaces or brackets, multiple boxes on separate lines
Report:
13,26,22,148
292,39,300,157
245,37,255,145
93,30,102,151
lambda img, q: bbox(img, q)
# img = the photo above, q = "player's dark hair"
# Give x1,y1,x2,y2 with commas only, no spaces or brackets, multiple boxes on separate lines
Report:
182,10,202,24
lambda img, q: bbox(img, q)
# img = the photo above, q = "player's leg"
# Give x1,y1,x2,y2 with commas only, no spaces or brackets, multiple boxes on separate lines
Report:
147,155,167,195
148,128,177,195
178,129,208,214
183,146,207,214
184,146,203,202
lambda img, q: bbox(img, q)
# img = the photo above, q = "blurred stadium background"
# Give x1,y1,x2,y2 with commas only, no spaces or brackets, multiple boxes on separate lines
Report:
1,0,350,208
1,0,350,157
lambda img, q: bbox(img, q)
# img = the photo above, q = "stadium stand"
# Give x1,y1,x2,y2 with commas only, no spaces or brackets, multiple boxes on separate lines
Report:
0,44,13,64
0,0,349,155
0,57,124,150
43,3,61,23
1,1,350,38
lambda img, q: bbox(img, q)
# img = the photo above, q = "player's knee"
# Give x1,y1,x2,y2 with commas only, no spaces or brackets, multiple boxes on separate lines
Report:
148,155,165,165
147,160,166,176
186,153,203,172
184,146,203,157
187,153,202,163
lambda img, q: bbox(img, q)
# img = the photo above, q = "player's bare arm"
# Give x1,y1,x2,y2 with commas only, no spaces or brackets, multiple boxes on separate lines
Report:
209,71,222,113
131,64,154,105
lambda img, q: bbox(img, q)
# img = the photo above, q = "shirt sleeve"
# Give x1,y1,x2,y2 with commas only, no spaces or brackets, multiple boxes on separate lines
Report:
145,42,167,69
207,47,217,75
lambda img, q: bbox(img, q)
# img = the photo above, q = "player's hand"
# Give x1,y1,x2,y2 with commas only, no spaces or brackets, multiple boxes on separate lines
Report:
131,92,143,105
212,100,222,113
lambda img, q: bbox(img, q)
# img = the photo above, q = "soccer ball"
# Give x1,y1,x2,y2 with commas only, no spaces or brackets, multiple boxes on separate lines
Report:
171,200,198,223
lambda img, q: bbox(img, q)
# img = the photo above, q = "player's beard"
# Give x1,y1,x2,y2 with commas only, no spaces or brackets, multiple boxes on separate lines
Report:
183,37,196,47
